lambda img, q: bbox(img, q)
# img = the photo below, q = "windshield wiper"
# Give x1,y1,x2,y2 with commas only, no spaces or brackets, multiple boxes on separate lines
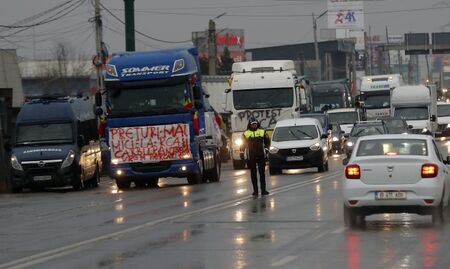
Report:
293,129,314,139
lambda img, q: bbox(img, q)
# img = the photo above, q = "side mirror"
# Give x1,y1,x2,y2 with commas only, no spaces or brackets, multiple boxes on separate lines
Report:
224,88,231,93
430,115,437,122
193,86,202,100
77,135,85,147
320,134,328,139
408,125,413,129
95,91,102,107
340,130,345,134
95,107,103,116
342,158,349,165
445,156,450,165
327,125,333,131
344,133,349,138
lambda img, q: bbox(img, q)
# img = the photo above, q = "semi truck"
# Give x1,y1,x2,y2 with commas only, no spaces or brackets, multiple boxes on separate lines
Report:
390,84,437,135
357,74,403,120
100,47,222,189
310,79,352,113
222,60,303,169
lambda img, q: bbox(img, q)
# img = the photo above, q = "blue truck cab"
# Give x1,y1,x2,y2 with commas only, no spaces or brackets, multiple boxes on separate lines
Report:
102,47,222,189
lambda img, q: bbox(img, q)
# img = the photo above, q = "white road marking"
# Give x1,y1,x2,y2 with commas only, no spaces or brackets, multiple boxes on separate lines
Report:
272,255,298,267
0,170,342,269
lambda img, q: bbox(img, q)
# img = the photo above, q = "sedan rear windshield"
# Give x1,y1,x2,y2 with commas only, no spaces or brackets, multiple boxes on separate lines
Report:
356,139,427,156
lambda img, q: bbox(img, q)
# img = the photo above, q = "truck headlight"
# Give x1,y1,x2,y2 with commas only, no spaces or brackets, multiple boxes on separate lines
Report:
269,146,279,154
422,128,428,133
11,154,23,171
332,136,339,142
310,143,321,151
61,150,75,168
234,138,243,146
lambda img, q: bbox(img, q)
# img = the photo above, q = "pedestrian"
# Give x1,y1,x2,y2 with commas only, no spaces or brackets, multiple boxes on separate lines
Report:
242,117,270,196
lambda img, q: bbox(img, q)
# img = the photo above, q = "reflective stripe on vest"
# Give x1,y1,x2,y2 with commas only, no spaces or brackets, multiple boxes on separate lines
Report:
244,129,265,138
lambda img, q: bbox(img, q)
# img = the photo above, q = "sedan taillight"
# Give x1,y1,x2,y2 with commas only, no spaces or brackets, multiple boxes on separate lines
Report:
345,164,360,179
421,163,438,178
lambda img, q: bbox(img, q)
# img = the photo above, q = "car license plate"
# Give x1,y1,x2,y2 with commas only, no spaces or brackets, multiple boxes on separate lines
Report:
375,191,406,200
286,156,303,161
33,175,52,181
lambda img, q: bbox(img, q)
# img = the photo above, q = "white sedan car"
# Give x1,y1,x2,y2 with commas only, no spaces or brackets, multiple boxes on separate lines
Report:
342,134,450,227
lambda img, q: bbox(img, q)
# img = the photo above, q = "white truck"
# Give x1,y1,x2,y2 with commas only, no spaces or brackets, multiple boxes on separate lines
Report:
326,108,362,134
222,60,302,169
390,85,437,135
358,74,404,120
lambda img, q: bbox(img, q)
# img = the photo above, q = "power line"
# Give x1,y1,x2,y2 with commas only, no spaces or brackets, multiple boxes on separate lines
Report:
100,3,191,44
0,0,87,38
119,5,450,18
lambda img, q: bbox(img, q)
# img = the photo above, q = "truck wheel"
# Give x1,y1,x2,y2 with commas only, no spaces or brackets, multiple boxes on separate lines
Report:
147,177,159,188
232,159,245,170
116,179,131,189
10,181,22,193
208,153,221,182
187,174,202,185
134,179,147,188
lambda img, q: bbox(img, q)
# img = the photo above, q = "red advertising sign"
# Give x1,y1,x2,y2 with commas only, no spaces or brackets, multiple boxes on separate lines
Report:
109,124,191,163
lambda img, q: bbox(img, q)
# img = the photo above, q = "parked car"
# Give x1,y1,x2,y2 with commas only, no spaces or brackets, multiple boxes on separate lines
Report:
268,118,329,175
342,134,450,227
385,118,412,134
329,124,345,155
345,121,388,157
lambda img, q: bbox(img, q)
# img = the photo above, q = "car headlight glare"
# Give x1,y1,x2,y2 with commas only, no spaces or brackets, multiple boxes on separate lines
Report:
310,143,321,151
234,138,243,146
61,150,75,168
332,136,339,142
422,127,428,133
269,146,279,154
347,141,354,147
11,154,23,171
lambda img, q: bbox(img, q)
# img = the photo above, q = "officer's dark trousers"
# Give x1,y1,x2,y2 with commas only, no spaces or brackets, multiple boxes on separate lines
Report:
248,157,266,193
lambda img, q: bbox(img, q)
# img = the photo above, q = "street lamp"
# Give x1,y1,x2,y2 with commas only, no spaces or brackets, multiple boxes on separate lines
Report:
313,10,328,80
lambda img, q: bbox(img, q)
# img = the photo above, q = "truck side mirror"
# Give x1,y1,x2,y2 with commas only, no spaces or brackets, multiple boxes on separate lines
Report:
95,91,102,107
408,125,413,129
430,115,437,122
77,135,85,147
95,107,103,116
194,100,203,110
193,86,202,100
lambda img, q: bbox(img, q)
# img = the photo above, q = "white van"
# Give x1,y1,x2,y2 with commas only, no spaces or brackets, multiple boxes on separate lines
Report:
268,118,329,175
326,108,362,134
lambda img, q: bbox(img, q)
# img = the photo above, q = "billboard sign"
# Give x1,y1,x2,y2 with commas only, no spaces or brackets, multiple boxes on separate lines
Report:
192,29,245,63
327,0,364,30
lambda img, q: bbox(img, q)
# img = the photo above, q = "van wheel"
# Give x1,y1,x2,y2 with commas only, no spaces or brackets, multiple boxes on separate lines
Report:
72,167,83,191
10,181,22,193
134,179,147,188
116,179,131,189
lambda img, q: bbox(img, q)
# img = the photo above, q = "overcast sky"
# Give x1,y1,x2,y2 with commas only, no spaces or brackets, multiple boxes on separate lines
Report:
2,0,450,60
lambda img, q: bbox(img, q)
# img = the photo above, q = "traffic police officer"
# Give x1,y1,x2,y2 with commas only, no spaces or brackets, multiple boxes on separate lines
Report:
242,117,270,196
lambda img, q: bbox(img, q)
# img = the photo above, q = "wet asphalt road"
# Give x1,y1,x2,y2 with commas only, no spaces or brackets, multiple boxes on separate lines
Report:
2,144,450,269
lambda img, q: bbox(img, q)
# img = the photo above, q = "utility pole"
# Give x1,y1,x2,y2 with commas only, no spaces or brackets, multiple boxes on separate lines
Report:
94,0,104,93
208,19,217,75
312,10,327,81
385,26,391,74
124,0,135,51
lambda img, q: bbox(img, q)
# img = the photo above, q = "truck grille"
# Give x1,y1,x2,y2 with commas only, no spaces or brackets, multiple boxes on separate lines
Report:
130,162,171,173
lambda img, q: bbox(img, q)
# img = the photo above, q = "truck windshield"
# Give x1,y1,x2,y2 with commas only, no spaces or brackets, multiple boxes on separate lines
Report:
363,94,390,109
233,88,293,110
311,84,346,111
438,105,450,117
16,122,73,145
108,82,190,117
394,107,428,120
272,125,318,141
328,112,358,125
